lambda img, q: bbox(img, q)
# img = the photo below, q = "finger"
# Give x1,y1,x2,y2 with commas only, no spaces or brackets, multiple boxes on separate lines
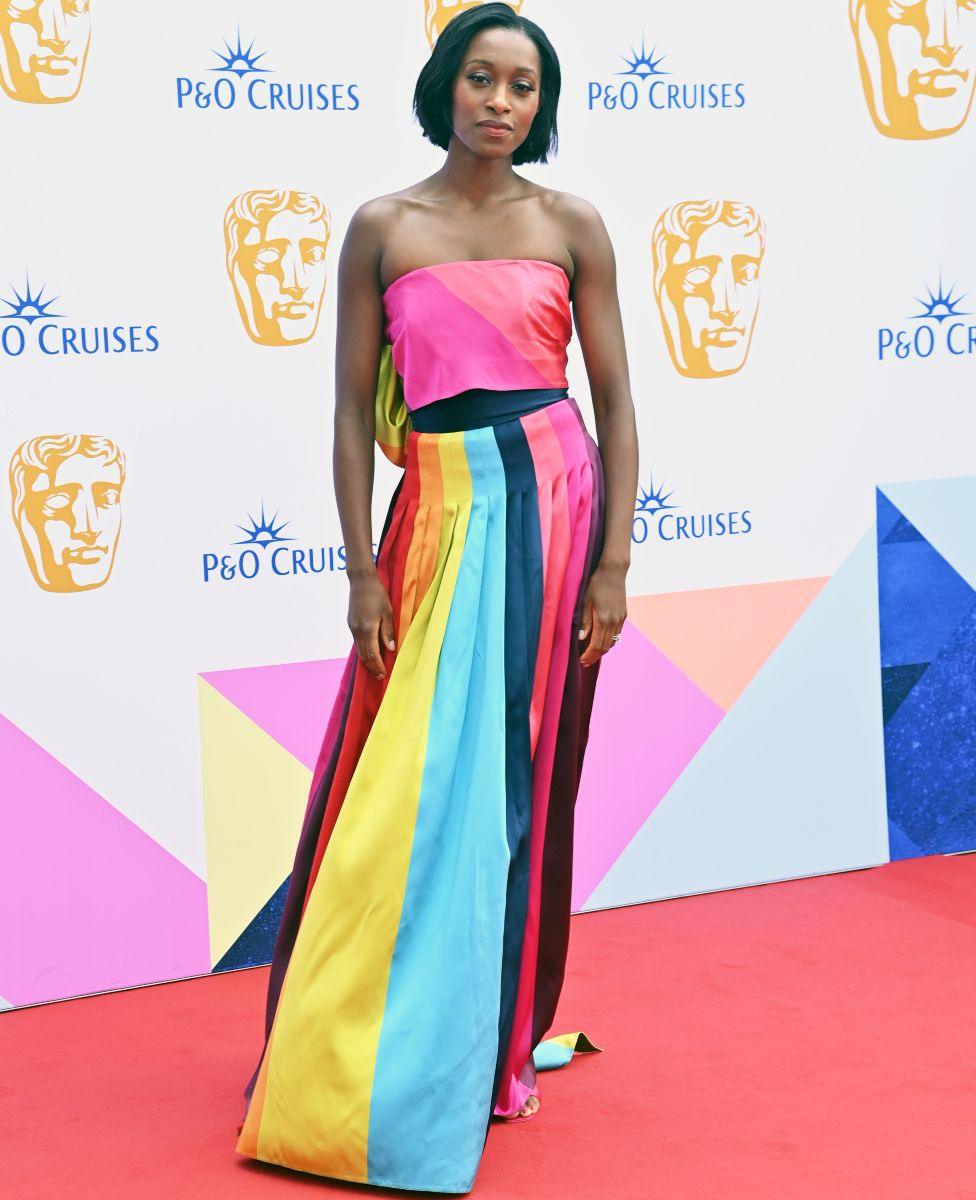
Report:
578,596,592,642
380,610,396,653
358,624,386,678
580,608,606,666
605,622,625,651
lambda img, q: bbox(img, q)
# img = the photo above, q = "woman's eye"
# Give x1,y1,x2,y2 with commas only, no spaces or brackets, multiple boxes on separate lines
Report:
467,71,534,93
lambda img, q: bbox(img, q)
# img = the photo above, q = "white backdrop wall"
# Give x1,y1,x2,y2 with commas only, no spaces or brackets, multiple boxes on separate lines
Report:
2,0,975,1008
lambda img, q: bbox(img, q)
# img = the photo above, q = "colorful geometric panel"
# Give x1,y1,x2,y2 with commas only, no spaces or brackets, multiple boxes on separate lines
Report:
0,714,209,1008
877,482,976,860
571,623,724,910
573,578,830,908
201,659,349,771
627,578,828,711
213,878,289,973
585,526,890,909
197,677,322,968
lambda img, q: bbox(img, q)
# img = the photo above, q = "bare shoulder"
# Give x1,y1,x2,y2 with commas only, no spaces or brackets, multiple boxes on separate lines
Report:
343,193,401,254
547,190,609,259
538,187,615,278
341,183,436,273
338,190,418,291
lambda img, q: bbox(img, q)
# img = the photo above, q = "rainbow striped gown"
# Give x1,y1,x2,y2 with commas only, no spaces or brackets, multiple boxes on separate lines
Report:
236,259,606,1193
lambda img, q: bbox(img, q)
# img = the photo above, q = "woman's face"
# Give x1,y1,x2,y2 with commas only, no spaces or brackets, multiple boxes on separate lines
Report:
451,27,542,157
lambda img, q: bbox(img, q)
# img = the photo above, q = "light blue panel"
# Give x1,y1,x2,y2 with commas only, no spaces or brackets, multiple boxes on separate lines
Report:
587,528,890,909
0,995,11,1011
366,429,510,1194
881,476,976,591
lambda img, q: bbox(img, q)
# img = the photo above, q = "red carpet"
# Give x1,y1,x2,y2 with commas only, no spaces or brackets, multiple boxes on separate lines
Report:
4,853,976,1199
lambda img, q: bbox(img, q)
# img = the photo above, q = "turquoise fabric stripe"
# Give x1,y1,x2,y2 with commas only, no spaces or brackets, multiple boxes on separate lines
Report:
533,1040,575,1071
366,428,512,1192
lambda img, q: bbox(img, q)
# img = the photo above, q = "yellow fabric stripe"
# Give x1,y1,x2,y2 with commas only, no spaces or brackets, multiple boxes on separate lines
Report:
252,435,473,1183
545,1031,602,1053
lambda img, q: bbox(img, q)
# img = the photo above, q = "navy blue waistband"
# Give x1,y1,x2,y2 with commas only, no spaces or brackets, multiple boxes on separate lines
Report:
409,386,570,432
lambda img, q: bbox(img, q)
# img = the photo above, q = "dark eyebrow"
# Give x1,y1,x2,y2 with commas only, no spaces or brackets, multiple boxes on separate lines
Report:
465,57,538,76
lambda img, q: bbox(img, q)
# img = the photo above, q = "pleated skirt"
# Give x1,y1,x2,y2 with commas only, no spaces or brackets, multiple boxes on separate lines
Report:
236,390,606,1194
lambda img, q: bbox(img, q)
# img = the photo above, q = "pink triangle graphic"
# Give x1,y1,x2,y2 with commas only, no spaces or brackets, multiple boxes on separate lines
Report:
572,621,724,909
0,714,209,1007
200,657,350,770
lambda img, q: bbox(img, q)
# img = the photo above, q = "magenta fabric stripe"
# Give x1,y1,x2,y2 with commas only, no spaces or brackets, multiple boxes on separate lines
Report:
492,399,599,1115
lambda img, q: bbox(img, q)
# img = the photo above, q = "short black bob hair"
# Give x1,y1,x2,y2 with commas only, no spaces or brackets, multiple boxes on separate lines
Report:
413,2,561,166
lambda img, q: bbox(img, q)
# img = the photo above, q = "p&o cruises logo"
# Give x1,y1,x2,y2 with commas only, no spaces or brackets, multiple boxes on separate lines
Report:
177,27,361,113
632,474,753,546
0,273,159,358
201,501,375,585
587,33,747,113
877,272,976,361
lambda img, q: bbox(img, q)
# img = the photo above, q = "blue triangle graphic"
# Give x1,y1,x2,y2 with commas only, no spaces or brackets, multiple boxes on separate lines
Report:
212,875,289,973
877,489,976,860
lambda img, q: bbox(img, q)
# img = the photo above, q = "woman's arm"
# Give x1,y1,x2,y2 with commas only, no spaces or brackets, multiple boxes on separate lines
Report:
561,194,640,665
332,200,397,679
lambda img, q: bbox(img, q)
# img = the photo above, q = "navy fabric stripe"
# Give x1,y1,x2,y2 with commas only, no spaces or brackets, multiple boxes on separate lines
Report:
489,415,544,1115
409,386,569,432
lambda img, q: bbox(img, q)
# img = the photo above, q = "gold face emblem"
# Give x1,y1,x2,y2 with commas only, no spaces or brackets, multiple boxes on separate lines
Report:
652,200,765,380
850,0,976,139
424,0,523,48
0,0,91,105
224,190,331,347
10,434,125,592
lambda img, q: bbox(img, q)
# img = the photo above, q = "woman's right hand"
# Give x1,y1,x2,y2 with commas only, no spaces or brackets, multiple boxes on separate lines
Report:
347,568,396,679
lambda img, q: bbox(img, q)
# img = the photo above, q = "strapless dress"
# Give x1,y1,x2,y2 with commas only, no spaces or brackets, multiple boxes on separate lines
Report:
236,258,607,1193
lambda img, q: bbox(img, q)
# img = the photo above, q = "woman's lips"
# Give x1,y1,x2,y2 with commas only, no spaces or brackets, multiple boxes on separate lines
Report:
478,122,512,138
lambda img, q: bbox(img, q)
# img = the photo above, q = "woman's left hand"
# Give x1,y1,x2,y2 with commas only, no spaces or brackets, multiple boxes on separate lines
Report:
578,561,628,667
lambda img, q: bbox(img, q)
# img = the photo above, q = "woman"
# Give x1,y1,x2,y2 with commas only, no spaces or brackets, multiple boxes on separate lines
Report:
235,4,638,1192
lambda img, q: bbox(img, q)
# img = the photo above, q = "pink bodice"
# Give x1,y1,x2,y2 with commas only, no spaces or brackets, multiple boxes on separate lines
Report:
381,258,572,413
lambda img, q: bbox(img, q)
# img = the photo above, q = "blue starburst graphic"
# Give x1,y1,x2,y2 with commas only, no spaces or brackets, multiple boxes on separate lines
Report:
1,274,64,323
233,501,293,548
618,34,669,78
635,474,678,516
911,272,971,324
211,27,271,78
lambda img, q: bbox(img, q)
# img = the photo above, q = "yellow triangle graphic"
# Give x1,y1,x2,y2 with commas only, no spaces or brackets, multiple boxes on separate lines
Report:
197,678,312,966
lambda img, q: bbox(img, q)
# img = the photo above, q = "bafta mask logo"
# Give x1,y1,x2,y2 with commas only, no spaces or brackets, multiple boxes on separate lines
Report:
9,433,125,592
652,200,765,379
424,0,523,48
0,0,91,105
850,0,976,139
224,190,331,347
